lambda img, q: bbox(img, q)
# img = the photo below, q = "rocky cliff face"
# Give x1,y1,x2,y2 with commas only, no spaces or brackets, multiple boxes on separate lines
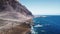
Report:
0,0,33,34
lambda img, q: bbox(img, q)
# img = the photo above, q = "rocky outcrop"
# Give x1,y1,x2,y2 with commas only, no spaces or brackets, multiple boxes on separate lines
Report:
0,0,33,34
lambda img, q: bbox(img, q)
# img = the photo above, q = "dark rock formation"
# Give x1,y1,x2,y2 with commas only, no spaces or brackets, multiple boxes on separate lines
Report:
0,0,33,34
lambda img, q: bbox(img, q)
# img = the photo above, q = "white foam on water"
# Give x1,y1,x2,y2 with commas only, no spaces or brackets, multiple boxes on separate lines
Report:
34,24,43,27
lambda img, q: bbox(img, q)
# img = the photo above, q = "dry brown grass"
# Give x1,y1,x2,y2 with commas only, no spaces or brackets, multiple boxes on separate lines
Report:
0,24,31,34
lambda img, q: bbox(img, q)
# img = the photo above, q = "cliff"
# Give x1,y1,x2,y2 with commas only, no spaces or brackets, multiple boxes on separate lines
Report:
0,0,33,34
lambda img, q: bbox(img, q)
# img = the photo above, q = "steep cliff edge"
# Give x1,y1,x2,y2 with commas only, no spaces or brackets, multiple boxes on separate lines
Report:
0,0,33,34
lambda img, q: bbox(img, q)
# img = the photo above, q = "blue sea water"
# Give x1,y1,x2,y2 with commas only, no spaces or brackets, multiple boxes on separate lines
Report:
32,15,60,34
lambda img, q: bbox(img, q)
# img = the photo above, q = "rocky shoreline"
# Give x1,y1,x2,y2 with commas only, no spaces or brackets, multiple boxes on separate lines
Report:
0,0,33,34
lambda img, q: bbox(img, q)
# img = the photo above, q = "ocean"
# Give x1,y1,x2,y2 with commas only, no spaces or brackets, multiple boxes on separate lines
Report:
32,15,60,34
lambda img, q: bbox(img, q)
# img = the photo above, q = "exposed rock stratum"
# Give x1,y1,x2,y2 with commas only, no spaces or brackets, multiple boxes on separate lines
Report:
0,0,33,34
